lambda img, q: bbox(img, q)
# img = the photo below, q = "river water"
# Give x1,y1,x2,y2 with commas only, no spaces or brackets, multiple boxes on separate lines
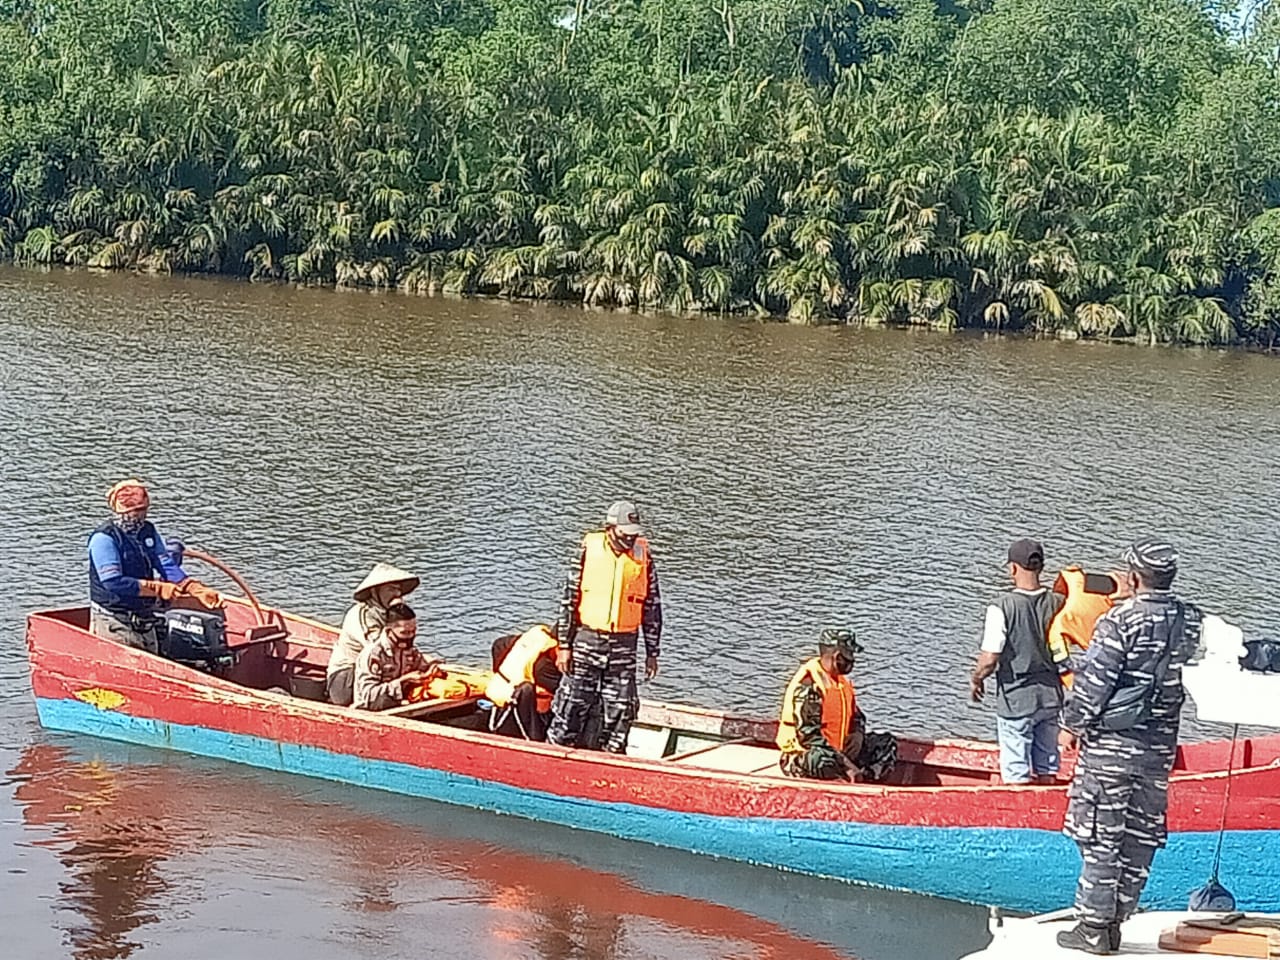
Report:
2,266,1278,959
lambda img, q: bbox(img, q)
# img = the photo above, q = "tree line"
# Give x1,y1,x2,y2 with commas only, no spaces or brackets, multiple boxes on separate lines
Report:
2,0,1279,345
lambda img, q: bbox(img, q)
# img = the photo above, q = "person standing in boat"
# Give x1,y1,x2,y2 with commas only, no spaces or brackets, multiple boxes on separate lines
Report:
88,479,222,654
1055,540,1202,955
776,630,898,782
546,500,662,753
970,538,1066,785
325,562,421,706
352,603,441,711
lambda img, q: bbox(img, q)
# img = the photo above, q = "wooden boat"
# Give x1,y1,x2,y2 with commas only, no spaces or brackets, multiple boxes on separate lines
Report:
25,598,1280,913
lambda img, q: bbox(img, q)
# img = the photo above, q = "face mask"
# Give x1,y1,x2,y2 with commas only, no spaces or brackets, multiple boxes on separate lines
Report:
834,654,855,675
115,514,145,535
389,625,417,647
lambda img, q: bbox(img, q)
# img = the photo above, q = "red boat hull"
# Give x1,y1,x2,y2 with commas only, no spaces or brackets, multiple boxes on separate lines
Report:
25,603,1280,911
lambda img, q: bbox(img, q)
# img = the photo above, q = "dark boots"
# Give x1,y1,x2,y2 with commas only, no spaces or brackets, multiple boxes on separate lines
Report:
1055,921,1121,954
1109,924,1122,951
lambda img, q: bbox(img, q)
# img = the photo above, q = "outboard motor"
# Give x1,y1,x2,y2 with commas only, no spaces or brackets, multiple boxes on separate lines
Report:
162,608,233,674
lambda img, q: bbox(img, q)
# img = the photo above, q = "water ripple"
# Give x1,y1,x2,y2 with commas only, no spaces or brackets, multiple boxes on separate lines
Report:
4,268,1279,741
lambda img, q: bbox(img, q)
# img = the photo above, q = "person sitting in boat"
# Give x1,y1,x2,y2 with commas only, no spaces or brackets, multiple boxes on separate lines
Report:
326,562,420,706
352,603,442,711
776,629,897,782
485,625,563,740
88,479,222,654
970,538,1065,785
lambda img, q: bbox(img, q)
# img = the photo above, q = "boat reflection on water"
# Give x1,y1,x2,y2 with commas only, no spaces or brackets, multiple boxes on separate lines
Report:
8,740,989,960
10,745,176,960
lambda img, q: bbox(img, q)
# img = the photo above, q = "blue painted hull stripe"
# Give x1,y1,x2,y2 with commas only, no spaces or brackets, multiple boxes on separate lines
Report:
35,697,1280,913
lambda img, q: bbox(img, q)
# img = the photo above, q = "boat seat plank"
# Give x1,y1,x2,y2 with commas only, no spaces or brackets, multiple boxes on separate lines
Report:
381,695,483,720
624,725,676,760
669,732,725,757
663,737,753,763
670,742,784,777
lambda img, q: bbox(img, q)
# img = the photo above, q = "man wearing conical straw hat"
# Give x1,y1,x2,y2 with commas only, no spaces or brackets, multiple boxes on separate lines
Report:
325,562,420,706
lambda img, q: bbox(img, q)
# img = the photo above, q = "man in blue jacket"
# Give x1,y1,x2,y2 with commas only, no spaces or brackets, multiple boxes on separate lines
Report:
88,479,221,653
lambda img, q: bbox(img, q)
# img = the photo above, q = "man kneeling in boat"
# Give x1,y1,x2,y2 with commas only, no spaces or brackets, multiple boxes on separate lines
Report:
352,603,442,711
776,630,897,782
88,479,222,654
485,625,563,740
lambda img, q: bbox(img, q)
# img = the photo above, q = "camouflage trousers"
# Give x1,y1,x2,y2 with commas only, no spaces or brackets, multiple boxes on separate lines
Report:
1064,765,1169,925
780,732,898,782
546,628,638,754
90,606,160,655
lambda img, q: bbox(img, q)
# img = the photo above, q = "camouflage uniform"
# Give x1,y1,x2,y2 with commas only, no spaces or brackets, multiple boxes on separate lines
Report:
778,684,898,781
1061,564,1201,933
778,630,897,783
546,537,662,754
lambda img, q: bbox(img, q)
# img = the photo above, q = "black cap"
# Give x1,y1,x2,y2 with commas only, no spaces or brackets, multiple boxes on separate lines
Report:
1007,538,1045,571
818,628,862,657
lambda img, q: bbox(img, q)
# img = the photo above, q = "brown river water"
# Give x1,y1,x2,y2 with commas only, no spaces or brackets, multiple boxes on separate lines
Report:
2,266,1278,959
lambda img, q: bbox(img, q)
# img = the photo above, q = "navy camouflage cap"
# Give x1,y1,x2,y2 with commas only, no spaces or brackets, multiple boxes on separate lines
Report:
1123,539,1179,578
818,628,863,656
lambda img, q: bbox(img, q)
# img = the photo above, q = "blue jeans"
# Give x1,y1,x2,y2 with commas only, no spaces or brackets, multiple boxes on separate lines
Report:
996,706,1061,784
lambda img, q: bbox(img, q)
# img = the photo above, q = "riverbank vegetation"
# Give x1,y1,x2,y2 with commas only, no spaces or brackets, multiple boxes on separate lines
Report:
2,0,1279,344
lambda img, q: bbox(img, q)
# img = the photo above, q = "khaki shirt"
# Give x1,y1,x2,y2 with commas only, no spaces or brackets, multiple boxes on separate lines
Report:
353,633,432,711
326,602,387,678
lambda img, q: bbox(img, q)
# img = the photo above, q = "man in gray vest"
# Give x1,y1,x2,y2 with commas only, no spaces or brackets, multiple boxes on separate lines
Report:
1055,540,1202,954
970,538,1066,784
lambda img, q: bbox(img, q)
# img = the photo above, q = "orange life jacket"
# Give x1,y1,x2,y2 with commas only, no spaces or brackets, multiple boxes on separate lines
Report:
406,671,487,703
776,657,856,754
1048,567,1124,660
1047,566,1124,687
576,532,650,634
485,624,559,713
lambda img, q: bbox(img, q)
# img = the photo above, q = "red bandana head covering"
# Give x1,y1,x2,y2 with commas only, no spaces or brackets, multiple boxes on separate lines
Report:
107,479,150,513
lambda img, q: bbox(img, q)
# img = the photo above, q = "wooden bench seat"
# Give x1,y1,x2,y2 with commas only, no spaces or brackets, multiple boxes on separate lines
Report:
668,742,785,778
382,695,483,720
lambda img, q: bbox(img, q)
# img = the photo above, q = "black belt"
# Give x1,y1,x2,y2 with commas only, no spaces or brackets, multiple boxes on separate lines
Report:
579,627,639,640
93,603,160,633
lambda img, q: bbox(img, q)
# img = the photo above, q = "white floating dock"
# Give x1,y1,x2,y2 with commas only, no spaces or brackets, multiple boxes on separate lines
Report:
960,909,1274,959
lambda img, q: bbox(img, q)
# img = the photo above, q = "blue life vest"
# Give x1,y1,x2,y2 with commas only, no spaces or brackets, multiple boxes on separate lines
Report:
88,520,161,618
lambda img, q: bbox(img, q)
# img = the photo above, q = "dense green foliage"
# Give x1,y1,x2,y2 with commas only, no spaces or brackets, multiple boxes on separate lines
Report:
2,0,1279,343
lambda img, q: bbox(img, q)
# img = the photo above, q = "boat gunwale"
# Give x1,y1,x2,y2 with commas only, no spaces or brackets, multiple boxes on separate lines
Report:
26,606,1280,798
